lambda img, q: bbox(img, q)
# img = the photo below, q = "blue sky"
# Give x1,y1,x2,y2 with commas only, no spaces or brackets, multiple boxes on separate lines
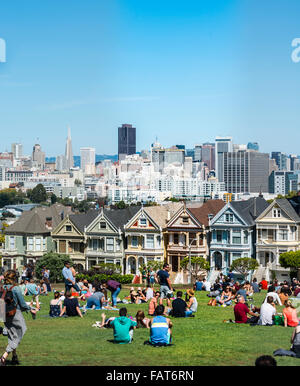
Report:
0,0,300,156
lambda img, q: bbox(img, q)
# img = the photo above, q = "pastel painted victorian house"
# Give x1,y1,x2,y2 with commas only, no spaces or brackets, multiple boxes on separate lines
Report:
51,210,98,271
209,196,269,281
123,203,181,275
255,198,300,282
164,199,225,283
3,204,71,270
85,206,140,272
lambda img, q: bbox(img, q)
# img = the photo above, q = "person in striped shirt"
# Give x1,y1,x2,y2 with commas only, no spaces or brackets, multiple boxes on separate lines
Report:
149,304,173,345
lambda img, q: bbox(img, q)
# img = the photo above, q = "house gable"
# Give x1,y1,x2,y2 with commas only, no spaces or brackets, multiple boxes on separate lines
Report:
167,207,203,229
51,216,83,237
210,204,248,227
86,212,118,234
256,200,297,223
125,209,160,231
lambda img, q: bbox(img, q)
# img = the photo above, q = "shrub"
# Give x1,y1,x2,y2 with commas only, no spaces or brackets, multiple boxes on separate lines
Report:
76,273,134,284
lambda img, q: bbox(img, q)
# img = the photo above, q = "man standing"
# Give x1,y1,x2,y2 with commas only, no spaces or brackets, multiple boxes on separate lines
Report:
155,263,173,307
62,261,80,292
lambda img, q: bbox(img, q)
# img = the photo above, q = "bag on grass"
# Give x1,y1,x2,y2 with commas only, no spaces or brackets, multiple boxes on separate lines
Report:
274,315,284,326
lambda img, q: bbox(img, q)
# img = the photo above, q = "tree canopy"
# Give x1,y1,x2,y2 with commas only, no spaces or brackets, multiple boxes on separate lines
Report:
279,251,300,279
180,256,210,282
230,257,258,278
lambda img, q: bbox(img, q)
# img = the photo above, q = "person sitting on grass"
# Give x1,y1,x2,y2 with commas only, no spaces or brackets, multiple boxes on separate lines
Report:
215,286,234,307
136,289,147,303
24,279,40,310
279,287,289,305
236,283,248,303
169,291,194,318
263,285,282,306
135,310,151,328
258,296,276,326
59,290,83,318
148,291,162,316
39,280,48,296
109,307,137,344
49,291,63,317
283,300,300,328
233,295,259,324
145,285,154,301
148,305,173,346
186,289,198,313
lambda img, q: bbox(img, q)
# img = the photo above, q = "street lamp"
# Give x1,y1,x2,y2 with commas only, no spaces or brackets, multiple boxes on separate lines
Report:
188,237,197,284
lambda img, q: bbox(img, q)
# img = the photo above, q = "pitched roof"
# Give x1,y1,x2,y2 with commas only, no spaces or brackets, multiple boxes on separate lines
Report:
187,199,226,227
143,202,183,228
69,210,100,233
230,196,269,226
104,206,141,231
275,198,300,222
6,203,72,235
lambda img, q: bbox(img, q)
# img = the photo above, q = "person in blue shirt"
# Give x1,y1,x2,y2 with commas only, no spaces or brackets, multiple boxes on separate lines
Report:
62,262,80,292
194,279,203,291
149,304,173,346
155,263,173,307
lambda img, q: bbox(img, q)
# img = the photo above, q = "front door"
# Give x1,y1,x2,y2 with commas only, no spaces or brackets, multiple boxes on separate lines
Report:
214,252,222,270
171,256,178,272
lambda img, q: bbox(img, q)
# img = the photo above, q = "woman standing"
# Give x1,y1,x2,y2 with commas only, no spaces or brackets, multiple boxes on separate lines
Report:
0,270,36,366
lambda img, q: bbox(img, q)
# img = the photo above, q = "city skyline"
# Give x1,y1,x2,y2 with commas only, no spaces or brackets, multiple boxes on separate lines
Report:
1,1,300,155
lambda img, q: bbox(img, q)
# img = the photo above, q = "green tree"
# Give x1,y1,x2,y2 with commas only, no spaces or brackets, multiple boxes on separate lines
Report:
50,193,57,204
230,257,258,279
35,252,72,283
74,179,82,186
115,200,127,209
279,250,300,280
180,256,210,282
28,184,47,203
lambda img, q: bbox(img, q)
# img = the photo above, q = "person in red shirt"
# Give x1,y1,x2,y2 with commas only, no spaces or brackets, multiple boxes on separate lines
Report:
260,278,268,290
234,296,259,324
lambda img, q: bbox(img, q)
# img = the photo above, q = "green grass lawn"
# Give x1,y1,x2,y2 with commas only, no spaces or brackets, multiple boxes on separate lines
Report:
0,286,299,366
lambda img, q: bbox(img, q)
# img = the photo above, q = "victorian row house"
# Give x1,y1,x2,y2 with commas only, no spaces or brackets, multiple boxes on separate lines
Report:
3,203,72,270
4,195,300,282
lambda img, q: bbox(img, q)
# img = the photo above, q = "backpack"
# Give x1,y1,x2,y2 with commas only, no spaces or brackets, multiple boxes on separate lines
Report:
0,285,17,322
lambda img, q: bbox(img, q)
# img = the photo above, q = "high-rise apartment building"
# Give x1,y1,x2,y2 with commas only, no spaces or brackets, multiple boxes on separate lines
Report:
11,143,23,159
269,171,298,195
215,137,233,182
201,143,215,170
223,150,269,193
32,144,45,170
80,147,96,174
118,124,136,161
271,152,288,171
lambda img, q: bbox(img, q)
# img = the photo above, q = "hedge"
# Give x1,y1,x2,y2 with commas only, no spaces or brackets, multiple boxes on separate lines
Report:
76,273,134,284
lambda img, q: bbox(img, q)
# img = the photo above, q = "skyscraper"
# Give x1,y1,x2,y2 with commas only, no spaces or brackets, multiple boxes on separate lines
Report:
32,144,45,170
65,126,74,170
80,147,96,174
11,143,23,159
215,137,233,182
118,124,136,161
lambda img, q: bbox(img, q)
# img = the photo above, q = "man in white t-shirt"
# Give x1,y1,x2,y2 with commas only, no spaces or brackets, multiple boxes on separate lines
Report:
263,285,282,306
203,279,211,292
258,296,276,326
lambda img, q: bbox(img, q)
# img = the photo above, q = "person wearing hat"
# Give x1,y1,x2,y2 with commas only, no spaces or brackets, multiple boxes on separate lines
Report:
186,289,198,314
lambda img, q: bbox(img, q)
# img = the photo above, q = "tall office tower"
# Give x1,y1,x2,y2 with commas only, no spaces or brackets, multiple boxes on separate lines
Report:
11,143,23,159
215,137,233,182
247,142,259,151
80,147,96,174
271,152,288,171
223,150,269,193
151,142,165,173
32,144,45,170
194,145,202,162
56,155,67,171
118,124,136,161
65,126,74,170
164,146,185,166
201,143,215,170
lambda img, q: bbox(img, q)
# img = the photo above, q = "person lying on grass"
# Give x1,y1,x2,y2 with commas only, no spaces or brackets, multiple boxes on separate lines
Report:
148,305,173,345
59,290,83,318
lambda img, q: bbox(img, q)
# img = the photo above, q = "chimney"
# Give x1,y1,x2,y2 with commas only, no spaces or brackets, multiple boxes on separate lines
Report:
45,217,52,229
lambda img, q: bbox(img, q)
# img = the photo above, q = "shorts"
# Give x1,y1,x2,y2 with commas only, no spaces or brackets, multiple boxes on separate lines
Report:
160,285,172,299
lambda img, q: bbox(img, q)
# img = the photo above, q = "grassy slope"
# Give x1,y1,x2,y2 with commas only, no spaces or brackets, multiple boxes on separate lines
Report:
0,286,298,366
